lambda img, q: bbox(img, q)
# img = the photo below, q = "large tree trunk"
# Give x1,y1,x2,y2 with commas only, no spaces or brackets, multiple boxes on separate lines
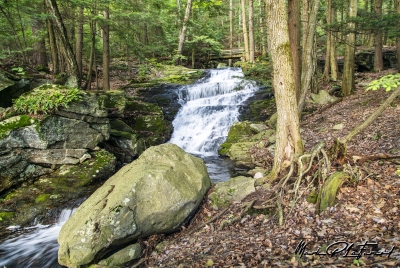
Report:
75,6,84,78
330,4,339,81
46,16,60,74
374,0,384,72
298,0,320,116
288,0,301,101
31,16,48,68
262,0,303,181
102,6,110,90
241,0,250,61
341,0,358,97
323,0,332,81
176,0,192,65
248,0,255,63
396,0,400,72
45,0,80,87
259,0,267,56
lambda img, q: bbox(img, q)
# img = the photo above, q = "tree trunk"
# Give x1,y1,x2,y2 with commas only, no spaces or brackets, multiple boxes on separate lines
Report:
229,0,233,66
262,0,303,181
396,0,400,72
298,0,320,116
84,15,96,90
330,4,339,81
45,0,80,87
248,0,255,63
102,6,110,90
341,0,358,97
374,0,383,72
176,0,192,65
288,0,301,101
259,0,267,56
241,0,250,61
46,16,60,74
31,16,48,68
323,0,332,81
76,6,84,78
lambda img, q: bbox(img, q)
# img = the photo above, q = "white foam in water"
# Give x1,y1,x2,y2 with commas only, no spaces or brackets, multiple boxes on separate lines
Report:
169,68,258,181
0,208,76,268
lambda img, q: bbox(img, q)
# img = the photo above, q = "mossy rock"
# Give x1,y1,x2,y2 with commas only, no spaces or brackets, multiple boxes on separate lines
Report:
35,193,51,203
226,142,257,169
249,99,275,121
218,121,256,155
97,90,126,115
0,149,116,230
209,176,256,209
317,171,351,213
0,115,36,139
249,129,276,142
125,100,163,114
0,212,15,222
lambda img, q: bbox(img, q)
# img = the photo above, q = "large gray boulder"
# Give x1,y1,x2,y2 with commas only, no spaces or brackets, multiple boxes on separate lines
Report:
58,143,211,267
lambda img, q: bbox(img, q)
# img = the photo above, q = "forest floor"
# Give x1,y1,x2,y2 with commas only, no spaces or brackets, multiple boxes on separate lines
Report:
140,69,400,268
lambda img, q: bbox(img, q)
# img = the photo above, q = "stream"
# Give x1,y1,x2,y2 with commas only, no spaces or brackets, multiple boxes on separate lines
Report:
0,68,258,267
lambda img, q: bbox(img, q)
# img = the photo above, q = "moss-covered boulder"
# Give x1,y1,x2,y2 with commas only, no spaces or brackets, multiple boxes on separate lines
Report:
97,243,142,267
218,121,256,155
310,90,339,105
0,71,31,108
58,144,211,267
124,100,173,147
209,176,256,209
227,142,257,169
0,150,116,230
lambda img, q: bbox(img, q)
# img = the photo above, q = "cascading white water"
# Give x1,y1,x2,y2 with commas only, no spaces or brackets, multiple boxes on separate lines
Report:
0,208,76,268
169,68,258,181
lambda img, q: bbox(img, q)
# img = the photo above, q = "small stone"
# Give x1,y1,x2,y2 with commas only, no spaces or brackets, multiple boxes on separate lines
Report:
254,172,264,179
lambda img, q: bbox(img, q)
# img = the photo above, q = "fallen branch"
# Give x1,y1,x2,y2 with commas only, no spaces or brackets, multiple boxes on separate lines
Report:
352,154,400,165
189,207,229,234
219,199,256,231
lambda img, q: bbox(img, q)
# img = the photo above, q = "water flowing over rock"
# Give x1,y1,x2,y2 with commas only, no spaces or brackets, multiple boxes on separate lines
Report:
58,143,211,267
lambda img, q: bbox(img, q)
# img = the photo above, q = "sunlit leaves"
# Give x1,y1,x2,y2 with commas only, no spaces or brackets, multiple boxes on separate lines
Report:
366,74,400,92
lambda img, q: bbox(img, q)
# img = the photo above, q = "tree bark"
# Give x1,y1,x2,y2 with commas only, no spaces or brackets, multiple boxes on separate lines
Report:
259,0,267,56
298,0,320,116
241,0,250,61
76,6,84,78
330,4,339,81
248,0,255,63
323,0,332,81
176,0,192,65
288,0,301,101
45,0,80,87
229,0,233,66
396,0,400,72
263,0,303,181
46,15,60,74
102,6,110,90
31,16,48,68
341,0,358,97
374,0,384,72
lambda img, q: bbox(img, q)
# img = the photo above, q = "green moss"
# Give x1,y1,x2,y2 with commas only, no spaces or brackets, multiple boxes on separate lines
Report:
218,121,255,155
317,172,351,213
0,115,34,139
35,193,51,203
125,100,162,114
306,190,318,204
0,211,15,221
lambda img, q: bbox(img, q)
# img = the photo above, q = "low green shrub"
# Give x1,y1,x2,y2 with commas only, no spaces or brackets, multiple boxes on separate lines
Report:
13,85,83,115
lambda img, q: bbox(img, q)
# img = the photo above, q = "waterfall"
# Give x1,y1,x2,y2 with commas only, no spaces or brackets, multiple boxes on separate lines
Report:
0,208,76,268
169,68,258,181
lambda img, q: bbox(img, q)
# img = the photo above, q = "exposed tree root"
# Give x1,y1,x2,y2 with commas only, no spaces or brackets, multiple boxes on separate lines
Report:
352,154,400,165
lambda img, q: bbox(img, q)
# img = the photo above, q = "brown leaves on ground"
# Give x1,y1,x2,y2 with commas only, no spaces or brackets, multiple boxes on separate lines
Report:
143,70,400,267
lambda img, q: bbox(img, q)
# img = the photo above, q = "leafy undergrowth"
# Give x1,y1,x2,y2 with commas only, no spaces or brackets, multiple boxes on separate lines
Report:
143,70,400,267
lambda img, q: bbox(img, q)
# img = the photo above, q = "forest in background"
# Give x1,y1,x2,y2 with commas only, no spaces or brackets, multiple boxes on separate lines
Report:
0,0,399,90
